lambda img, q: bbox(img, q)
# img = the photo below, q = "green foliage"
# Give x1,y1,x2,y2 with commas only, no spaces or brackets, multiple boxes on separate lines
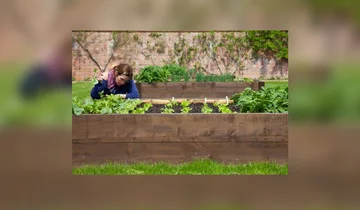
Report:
134,65,171,83
162,63,188,82
72,76,76,81
161,99,178,114
180,100,192,113
134,64,238,83
244,30,288,60
72,95,143,115
132,103,153,114
201,103,213,113
234,77,254,82
149,32,162,38
232,87,288,113
214,102,233,113
195,72,234,82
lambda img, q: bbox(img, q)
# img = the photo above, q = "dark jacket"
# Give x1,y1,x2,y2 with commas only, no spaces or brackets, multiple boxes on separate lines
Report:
90,79,139,99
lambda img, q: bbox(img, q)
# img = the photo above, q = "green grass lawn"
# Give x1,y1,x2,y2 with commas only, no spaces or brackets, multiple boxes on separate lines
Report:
72,81,94,100
72,80,289,100
72,159,288,175
264,80,288,89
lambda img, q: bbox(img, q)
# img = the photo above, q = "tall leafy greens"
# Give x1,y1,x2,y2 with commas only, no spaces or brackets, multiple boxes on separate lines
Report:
232,87,288,113
134,65,170,83
162,63,188,82
134,64,239,83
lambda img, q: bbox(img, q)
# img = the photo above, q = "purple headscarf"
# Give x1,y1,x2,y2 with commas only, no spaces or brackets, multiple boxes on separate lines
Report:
107,69,116,90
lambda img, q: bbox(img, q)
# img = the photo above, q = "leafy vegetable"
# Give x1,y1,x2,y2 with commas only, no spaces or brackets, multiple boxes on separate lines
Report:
201,103,213,113
132,103,153,114
134,65,170,83
72,95,142,115
232,87,288,113
214,102,233,113
162,64,187,82
134,64,240,83
180,100,192,113
161,99,178,114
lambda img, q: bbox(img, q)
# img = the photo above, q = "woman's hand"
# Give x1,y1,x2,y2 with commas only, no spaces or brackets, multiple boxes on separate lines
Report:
118,94,126,99
100,71,109,81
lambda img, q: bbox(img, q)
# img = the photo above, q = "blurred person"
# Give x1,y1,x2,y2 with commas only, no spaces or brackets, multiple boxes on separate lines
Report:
18,39,72,99
90,63,139,99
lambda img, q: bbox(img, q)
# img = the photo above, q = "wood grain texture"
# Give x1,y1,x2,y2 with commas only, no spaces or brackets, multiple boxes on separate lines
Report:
141,98,234,104
72,114,288,165
136,82,264,98
73,141,288,166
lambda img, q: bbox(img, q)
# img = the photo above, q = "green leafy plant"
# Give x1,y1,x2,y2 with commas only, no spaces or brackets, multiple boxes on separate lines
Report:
72,95,143,115
162,63,188,82
232,87,288,113
214,102,233,113
234,77,254,82
201,103,213,113
180,100,192,113
134,65,171,83
161,99,178,114
161,104,175,114
132,103,153,114
72,97,85,116
194,72,235,82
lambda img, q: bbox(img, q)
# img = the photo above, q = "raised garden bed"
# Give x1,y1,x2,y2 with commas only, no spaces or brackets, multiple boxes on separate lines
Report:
135,81,265,98
72,113,288,166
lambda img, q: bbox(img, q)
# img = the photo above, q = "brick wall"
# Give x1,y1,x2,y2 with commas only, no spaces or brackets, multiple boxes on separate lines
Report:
72,31,288,81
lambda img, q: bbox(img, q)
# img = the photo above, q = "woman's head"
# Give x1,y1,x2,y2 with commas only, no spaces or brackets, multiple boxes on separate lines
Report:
113,63,134,86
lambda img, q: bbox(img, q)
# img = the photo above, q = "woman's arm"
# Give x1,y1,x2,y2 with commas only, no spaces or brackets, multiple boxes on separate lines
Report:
125,80,140,99
90,79,109,99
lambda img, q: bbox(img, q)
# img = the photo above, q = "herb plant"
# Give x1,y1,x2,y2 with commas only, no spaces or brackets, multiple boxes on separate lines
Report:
161,99,178,114
214,102,233,113
180,100,192,113
132,103,153,114
134,65,170,83
232,87,288,113
201,103,213,113
72,95,142,115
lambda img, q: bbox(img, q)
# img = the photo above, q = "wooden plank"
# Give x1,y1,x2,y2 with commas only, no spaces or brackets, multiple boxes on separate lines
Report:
140,99,234,104
72,114,288,143
72,141,288,166
135,82,264,98
73,135,288,144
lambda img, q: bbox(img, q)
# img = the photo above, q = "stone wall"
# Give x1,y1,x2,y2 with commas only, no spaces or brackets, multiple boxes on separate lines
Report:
72,31,288,81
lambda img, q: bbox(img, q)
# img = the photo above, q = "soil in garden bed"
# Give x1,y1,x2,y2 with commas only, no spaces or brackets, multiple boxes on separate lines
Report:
139,103,240,113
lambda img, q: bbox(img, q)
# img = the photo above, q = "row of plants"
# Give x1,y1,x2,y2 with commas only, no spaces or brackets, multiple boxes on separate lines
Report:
134,64,254,83
72,87,288,115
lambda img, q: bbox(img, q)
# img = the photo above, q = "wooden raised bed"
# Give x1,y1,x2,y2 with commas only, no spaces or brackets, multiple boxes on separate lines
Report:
135,81,265,98
72,113,288,166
